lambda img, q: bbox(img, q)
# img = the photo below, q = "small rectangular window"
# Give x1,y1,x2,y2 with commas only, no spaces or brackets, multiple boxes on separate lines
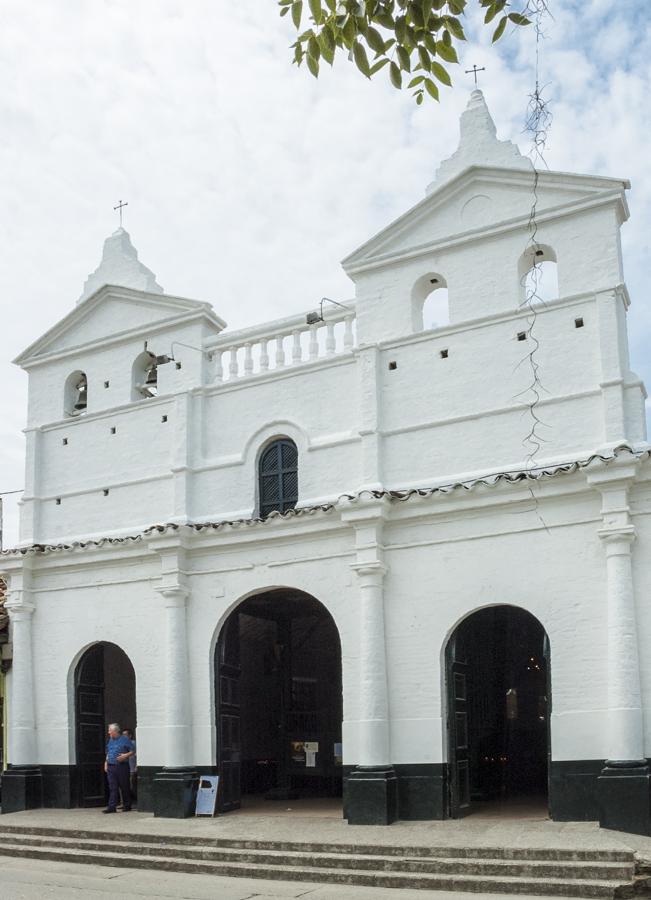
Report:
110,426,116,434
575,317,584,328
388,361,397,371
62,438,68,446
161,414,168,423
55,498,61,505
175,361,182,370
104,380,110,388
103,489,109,496
440,349,449,359
517,331,527,342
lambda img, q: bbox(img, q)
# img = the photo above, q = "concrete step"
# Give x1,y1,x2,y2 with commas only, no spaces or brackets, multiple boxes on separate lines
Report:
0,831,635,882
0,837,638,898
0,824,635,862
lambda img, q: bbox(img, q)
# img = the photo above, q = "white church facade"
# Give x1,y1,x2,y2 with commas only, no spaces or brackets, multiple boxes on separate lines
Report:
3,90,651,834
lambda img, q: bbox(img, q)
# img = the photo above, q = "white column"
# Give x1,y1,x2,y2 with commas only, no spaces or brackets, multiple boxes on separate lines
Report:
589,459,645,763
157,586,193,768
5,594,37,765
353,562,391,766
600,529,644,761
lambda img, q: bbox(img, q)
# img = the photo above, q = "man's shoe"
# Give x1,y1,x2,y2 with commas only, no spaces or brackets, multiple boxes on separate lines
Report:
102,808,116,814
122,807,132,812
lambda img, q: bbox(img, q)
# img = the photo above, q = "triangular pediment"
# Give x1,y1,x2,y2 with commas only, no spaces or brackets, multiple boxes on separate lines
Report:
15,284,225,366
342,166,629,275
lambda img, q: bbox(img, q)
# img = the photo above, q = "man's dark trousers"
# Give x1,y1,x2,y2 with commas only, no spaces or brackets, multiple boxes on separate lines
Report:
107,762,131,811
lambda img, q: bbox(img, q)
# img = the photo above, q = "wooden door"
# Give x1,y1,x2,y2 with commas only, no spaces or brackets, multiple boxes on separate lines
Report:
216,613,242,811
75,644,106,807
447,637,471,818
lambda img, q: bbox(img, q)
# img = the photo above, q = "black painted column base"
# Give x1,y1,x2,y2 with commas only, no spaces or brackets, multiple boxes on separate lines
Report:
1,766,44,814
345,766,398,825
598,760,651,836
152,767,199,819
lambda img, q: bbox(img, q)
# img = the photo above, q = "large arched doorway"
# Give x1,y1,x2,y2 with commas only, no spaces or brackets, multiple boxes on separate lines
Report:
446,606,550,818
74,642,136,807
215,589,343,813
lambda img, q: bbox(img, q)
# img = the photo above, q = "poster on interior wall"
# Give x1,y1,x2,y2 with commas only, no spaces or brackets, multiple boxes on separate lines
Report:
304,741,319,768
334,743,342,766
291,741,306,764
195,775,219,816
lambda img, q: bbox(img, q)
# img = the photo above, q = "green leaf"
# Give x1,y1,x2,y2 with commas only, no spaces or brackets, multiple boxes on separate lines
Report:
280,5,290,15
342,15,356,45
417,46,431,71
424,77,439,100
353,39,371,75
443,16,465,40
395,15,408,44
306,53,320,76
396,45,411,71
407,74,425,87
389,60,402,88
430,59,451,85
435,40,458,62
308,34,321,59
484,0,506,23
416,90,424,104
292,0,303,29
492,15,507,42
370,57,390,74
508,12,531,26
366,26,386,54
308,0,323,22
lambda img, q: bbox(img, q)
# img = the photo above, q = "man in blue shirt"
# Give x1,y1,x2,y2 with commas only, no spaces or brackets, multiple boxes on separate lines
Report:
103,723,135,813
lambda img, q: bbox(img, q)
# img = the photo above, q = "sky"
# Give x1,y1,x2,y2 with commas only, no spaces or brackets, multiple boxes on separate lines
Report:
1,0,650,546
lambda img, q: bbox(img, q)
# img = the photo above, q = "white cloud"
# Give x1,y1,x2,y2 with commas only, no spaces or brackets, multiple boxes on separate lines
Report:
1,0,650,545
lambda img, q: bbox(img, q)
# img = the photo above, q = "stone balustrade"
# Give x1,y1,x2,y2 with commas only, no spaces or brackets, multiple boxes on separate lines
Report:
205,305,356,383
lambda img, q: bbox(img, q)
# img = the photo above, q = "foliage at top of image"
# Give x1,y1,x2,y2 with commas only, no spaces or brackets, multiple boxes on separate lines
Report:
278,0,530,103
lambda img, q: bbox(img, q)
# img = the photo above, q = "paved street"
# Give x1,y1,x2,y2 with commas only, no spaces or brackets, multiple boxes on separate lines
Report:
0,856,546,900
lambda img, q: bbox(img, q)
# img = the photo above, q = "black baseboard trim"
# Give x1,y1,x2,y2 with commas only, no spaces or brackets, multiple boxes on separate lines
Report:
41,765,75,809
549,759,603,822
0,766,43,813
394,763,447,820
138,766,215,814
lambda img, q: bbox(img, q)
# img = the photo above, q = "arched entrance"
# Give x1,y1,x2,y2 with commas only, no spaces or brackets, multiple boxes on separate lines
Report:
446,606,550,818
215,589,343,813
74,642,136,807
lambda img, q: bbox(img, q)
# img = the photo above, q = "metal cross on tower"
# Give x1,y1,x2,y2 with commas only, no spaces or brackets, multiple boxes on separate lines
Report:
113,199,128,227
465,64,486,86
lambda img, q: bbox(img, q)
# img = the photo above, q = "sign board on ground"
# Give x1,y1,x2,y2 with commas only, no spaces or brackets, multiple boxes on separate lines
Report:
195,775,219,817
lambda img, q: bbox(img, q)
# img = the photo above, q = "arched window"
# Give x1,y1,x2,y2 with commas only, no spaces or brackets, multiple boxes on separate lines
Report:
519,245,559,304
64,370,88,416
411,272,450,332
258,438,298,517
132,351,158,400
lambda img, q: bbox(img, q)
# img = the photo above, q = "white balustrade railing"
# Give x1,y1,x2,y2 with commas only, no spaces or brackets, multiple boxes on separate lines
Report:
205,305,356,383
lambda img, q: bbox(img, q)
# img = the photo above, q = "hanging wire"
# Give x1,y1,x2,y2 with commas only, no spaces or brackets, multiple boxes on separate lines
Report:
519,0,553,467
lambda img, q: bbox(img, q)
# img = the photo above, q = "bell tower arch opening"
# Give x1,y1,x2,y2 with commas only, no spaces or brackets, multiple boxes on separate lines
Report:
445,605,550,819
214,589,343,814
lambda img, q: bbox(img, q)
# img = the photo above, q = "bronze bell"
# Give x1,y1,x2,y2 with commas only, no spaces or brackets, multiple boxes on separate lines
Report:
73,378,87,412
144,362,158,387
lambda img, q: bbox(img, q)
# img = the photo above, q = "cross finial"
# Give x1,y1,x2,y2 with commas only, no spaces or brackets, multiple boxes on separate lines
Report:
113,199,128,227
465,64,486,86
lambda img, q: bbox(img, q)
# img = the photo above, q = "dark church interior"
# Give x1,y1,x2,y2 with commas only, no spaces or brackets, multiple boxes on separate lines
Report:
216,590,343,811
448,605,549,813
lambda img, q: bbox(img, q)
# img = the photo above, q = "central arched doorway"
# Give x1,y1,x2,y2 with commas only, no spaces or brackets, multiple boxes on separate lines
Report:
74,642,137,807
215,589,343,813
446,606,550,818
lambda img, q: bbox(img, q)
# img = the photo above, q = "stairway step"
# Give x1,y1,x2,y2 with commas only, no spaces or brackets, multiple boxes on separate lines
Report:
0,842,630,897
0,824,634,863
0,832,634,881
